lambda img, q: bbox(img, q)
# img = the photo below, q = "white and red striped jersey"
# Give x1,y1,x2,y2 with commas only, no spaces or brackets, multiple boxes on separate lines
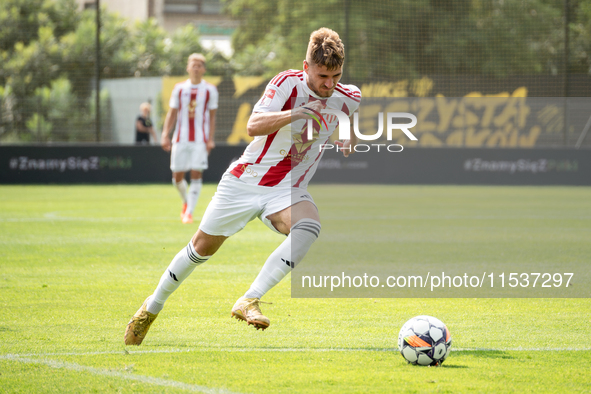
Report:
227,69,361,189
169,79,218,144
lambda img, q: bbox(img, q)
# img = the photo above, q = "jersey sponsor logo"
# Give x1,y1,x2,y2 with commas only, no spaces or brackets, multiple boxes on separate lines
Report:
237,164,258,177
245,168,257,177
279,149,310,163
261,89,276,107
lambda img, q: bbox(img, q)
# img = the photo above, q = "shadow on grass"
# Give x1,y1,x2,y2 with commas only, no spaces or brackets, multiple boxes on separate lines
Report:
454,350,514,359
438,364,469,369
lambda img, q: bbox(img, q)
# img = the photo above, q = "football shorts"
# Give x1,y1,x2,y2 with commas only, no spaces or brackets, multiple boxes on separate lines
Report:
170,142,208,172
199,173,317,237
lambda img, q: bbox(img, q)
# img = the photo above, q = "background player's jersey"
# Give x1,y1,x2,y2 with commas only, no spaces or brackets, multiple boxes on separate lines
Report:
169,79,218,144
227,69,361,189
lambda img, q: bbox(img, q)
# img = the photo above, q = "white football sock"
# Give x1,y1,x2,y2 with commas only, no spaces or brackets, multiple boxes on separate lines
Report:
174,178,188,203
186,179,203,215
244,219,321,299
146,242,210,314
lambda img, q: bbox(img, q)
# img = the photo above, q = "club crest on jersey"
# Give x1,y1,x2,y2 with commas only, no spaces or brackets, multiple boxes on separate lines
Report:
188,99,197,118
283,115,322,164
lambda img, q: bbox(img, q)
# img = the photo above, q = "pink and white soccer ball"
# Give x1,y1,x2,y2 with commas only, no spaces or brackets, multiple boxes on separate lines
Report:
398,315,452,366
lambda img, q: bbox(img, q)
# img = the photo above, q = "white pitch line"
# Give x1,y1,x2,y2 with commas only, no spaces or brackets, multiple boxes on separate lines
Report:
454,347,591,351
2,346,590,359
1,354,242,394
2,349,193,358
0,217,174,223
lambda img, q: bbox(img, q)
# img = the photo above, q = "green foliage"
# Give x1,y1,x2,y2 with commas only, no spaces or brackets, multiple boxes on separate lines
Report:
2,0,590,142
570,0,591,73
25,112,52,140
0,1,125,142
60,9,133,98
1,22,62,139
424,0,563,77
224,0,591,80
166,24,206,75
127,19,169,77
229,35,290,78
0,1,226,143
27,77,111,142
223,0,281,53
0,0,78,55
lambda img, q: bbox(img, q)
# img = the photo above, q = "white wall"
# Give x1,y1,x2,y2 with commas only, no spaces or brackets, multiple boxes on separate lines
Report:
102,0,149,22
75,0,149,21
101,77,163,144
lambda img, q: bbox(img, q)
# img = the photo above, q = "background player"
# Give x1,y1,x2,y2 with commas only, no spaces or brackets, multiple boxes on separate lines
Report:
126,28,360,345
161,53,218,224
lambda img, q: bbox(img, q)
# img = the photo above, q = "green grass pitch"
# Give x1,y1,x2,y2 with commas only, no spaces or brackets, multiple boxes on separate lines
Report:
1,184,590,393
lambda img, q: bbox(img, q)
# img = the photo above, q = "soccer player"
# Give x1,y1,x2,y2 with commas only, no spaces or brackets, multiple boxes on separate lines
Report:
161,53,218,224
125,28,361,345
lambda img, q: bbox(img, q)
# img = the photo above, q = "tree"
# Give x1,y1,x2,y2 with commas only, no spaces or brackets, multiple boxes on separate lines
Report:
570,0,591,73
223,0,581,80
0,1,226,142
0,0,78,55
0,0,79,139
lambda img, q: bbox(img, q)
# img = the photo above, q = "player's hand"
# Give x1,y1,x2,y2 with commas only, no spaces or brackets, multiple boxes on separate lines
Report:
335,140,353,157
206,140,215,154
297,100,326,121
161,134,171,152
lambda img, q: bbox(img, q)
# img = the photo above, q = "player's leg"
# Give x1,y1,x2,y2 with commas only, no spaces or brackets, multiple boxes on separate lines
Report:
183,144,208,223
183,170,203,224
233,199,321,330
125,175,257,345
173,172,188,219
245,200,320,298
124,230,226,346
171,143,189,219
173,171,188,208
147,230,226,315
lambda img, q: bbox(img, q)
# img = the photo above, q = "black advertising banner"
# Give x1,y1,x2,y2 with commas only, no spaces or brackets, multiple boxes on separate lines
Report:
0,145,244,184
312,147,591,186
0,145,588,185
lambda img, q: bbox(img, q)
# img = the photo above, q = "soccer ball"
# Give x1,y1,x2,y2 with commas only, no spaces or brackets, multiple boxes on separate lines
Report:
398,315,452,366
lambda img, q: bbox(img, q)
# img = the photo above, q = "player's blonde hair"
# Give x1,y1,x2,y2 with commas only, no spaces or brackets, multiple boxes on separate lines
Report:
188,53,206,65
306,28,344,70
140,102,151,112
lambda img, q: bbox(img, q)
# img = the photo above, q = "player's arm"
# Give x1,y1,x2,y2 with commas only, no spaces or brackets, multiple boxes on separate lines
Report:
206,109,217,153
148,124,158,144
247,100,325,137
160,108,178,152
247,111,294,137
